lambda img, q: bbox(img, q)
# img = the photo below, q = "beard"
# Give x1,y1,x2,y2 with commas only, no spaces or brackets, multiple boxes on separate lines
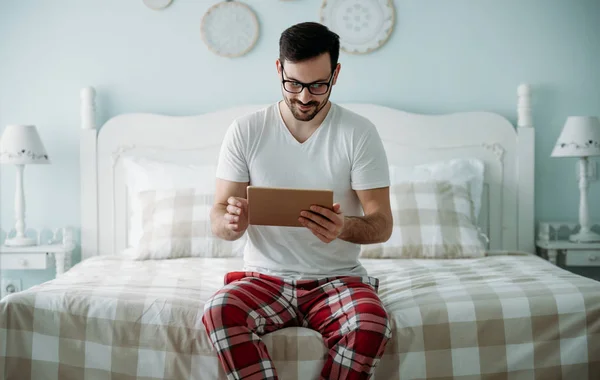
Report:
284,95,329,122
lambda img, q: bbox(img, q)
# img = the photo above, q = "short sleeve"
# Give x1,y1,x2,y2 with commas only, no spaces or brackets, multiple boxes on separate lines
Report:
351,123,390,190
216,120,250,182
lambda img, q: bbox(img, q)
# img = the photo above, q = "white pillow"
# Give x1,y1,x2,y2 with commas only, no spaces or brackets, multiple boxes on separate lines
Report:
121,155,217,248
389,158,485,220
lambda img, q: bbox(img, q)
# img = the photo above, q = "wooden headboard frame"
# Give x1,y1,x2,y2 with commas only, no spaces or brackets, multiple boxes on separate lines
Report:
79,84,534,259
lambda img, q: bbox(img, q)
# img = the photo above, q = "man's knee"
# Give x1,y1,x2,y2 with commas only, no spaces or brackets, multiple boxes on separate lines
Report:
202,283,247,329
354,302,392,340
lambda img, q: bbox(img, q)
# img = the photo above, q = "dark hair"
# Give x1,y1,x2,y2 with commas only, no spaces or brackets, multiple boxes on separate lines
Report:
279,22,340,72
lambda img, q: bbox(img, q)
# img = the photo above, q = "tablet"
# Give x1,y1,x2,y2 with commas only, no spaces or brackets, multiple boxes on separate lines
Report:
247,186,334,227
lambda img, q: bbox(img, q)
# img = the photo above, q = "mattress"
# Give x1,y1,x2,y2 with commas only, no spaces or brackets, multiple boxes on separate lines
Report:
1,253,599,380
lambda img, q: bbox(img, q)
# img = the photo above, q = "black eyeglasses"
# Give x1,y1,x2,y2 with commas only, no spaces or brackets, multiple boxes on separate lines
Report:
281,65,334,95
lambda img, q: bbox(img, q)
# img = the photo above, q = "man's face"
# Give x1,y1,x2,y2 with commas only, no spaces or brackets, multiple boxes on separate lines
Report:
278,53,338,122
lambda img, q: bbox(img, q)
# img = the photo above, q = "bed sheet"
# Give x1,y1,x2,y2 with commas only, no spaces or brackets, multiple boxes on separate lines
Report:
1,253,599,379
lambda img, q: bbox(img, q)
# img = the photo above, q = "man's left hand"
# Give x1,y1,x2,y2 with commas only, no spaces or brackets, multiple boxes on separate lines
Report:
299,203,345,243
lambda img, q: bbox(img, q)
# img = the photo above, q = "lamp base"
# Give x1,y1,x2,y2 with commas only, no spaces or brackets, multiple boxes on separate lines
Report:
569,229,600,243
4,236,37,247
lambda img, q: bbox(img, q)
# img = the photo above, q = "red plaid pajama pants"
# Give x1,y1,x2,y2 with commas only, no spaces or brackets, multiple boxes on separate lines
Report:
202,271,392,380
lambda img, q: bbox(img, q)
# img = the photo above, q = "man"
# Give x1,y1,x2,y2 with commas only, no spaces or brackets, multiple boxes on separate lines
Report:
202,22,393,380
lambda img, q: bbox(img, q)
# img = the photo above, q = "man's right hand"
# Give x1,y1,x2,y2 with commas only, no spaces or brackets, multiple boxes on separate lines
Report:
224,196,249,233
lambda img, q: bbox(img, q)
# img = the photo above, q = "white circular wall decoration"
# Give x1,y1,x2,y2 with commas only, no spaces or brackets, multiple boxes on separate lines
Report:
320,0,395,54
143,0,172,10
201,1,260,58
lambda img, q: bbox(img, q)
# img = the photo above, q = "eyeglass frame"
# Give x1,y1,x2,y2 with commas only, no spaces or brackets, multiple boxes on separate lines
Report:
280,64,335,95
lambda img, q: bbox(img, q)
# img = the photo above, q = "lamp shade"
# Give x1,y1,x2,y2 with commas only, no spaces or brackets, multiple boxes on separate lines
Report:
0,125,50,165
551,116,600,157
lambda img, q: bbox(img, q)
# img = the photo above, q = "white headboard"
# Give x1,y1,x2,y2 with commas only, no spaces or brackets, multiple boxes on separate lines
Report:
79,85,534,259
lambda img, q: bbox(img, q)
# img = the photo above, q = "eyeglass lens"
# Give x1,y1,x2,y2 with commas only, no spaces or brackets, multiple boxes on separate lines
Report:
283,81,329,95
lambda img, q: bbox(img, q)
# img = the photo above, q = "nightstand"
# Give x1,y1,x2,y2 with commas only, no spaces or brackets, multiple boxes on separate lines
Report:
0,227,76,277
536,221,600,266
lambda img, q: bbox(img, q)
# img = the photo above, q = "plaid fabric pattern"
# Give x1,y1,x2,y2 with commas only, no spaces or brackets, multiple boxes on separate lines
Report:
202,271,391,380
361,180,486,259
134,188,245,259
1,253,599,379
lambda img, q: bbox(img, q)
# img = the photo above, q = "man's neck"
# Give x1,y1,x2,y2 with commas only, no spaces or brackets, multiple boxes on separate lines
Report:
279,101,332,143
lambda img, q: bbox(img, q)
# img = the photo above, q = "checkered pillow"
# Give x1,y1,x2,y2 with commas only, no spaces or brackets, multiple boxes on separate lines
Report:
132,188,246,260
360,180,486,258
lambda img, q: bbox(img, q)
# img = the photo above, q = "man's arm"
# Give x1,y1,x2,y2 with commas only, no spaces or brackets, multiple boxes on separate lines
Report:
299,186,393,244
210,178,249,241
338,187,393,244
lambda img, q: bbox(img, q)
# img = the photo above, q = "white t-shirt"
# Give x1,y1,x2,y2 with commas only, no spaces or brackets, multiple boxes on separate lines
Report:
216,102,389,279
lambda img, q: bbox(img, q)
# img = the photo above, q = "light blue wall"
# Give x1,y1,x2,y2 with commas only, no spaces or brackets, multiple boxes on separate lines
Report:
1,0,599,289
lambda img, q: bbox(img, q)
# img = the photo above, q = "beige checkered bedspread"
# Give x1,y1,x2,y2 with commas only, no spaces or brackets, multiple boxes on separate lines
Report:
1,253,599,379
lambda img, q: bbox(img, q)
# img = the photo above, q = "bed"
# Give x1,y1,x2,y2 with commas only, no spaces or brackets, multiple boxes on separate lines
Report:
1,84,599,379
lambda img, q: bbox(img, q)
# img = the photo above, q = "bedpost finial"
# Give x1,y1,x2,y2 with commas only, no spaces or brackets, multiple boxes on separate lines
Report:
81,86,97,130
81,86,96,100
518,83,531,97
517,83,533,128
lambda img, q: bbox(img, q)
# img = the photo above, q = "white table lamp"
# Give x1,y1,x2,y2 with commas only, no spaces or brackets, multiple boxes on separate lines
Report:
551,116,600,242
0,125,50,246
